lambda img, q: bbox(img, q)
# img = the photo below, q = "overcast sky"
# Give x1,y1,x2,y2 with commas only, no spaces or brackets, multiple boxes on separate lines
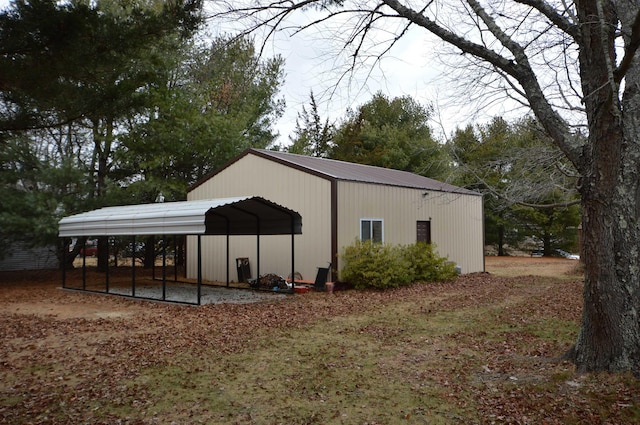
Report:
262,21,455,145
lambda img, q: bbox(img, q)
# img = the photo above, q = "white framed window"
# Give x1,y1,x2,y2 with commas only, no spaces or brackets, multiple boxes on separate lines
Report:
360,218,384,243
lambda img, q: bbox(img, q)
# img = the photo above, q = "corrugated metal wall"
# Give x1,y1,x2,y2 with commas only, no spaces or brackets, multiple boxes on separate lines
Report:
0,243,58,271
336,182,484,274
187,154,333,282
187,152,484,282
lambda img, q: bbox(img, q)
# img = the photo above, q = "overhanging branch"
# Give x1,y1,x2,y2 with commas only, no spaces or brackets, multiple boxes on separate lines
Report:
614,11,640,83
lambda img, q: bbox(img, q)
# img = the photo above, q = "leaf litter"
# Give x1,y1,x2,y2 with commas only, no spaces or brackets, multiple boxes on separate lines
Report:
0,258,639,424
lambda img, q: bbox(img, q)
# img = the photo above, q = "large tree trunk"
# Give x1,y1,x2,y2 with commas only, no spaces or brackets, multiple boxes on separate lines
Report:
575,163,640,372
571,0,640,373
575,163,640,373
144,236,156,269
93,118,113,272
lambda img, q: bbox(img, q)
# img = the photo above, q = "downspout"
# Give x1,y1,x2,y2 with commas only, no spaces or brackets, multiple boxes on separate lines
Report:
331,179,338,281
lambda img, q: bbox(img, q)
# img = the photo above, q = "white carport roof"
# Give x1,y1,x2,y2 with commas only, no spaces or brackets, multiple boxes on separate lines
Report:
58,196,303,237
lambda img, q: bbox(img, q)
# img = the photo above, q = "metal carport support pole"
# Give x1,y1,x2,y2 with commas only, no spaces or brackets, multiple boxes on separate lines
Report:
173,235,178,282
82,240,86,290
162,234,167,301
105,242,110,293
62,238,67,288
197,235,202,305
131,235,136,297
152,241,156,281
256,219,260,284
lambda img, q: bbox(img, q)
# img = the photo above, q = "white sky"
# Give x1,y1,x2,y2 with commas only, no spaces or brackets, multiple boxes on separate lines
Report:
263,23,452,144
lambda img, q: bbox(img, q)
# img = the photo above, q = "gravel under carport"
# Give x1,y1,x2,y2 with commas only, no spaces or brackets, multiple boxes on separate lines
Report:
74,282,288,305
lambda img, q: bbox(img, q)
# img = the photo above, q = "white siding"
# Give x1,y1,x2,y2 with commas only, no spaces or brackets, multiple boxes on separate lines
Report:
336,182,484,274
0,243,58,271
188,154,332,282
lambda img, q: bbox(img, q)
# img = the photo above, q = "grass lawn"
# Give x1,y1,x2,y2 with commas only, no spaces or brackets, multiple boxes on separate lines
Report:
1,257,639,424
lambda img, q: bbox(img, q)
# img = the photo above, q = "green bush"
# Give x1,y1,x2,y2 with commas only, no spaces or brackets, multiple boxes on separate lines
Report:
340,240,413,289
339,240,458,290
403,242,458,282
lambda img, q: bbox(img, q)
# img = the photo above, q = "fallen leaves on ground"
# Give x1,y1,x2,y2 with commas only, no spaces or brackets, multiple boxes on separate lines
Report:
1,263,639,424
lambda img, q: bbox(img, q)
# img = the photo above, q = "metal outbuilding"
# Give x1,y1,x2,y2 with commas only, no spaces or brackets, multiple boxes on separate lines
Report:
58,196,302,304
188,149,485,283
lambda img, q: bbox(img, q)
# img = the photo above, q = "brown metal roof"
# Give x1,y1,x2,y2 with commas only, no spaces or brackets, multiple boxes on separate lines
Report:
249,149,480,195
189,148,480,196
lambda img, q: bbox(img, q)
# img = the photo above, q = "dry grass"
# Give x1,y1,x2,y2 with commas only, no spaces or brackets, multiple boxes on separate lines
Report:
485,255,583,279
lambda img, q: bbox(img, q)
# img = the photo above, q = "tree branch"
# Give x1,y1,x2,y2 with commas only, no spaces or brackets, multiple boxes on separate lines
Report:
512,0,579,39
614,10,640,83
517,198,581,208
381,0,517,72
382,0,581,167
215,0,585,168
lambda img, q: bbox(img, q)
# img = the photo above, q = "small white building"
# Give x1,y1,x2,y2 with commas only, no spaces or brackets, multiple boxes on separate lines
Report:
0,243,58,271
187,149,484,282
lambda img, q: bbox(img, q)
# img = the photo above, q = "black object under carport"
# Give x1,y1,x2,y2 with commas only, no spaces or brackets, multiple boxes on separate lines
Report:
236,257,251,283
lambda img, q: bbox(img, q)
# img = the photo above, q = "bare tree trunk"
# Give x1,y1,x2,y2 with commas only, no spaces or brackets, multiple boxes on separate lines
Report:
542,235,551,257
575,172,640,373
97,237,110,271
93,118,113,272
144,236,155,269
568,0,640,373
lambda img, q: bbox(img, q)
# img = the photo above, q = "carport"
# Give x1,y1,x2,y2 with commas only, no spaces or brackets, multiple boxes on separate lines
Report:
58,196,302,305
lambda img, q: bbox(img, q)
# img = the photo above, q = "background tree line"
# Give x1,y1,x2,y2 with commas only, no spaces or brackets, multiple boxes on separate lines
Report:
0,0,579,267
0,0,284,265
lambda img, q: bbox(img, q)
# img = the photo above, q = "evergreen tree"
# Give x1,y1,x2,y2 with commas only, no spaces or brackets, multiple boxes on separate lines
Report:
287,91,334,157
118,36,285,203
448,117,580,255
0,0,202,263
330,92,449,179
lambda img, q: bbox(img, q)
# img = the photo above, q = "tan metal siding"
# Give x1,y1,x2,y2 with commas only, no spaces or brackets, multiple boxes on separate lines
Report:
336,182,484,274
187,154,333,282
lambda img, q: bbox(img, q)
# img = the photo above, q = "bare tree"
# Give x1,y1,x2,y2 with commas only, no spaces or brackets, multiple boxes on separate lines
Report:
213,0,640,374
